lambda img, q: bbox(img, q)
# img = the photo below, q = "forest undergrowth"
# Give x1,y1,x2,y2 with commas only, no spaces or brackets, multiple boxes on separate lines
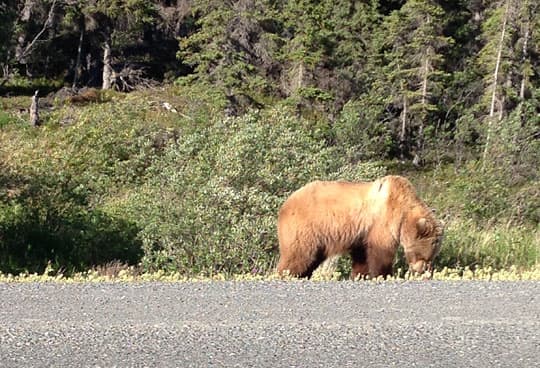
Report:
1,85,538,279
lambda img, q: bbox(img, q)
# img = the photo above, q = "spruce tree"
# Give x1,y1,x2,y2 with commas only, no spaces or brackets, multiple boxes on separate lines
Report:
79,0,157,90
373,0,452,161
476,0,540,169
178,0,276,110
0,1,17,81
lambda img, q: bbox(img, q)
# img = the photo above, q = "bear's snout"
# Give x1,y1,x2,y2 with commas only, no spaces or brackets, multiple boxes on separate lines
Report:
409,259,432,277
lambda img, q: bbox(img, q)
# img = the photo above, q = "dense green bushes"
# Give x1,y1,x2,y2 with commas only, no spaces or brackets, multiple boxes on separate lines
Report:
0,94,385,275
0,89,538,276
114,108,385,275
0,165,142,274
409,164,539,272
2,0,539,277
0,96,166,273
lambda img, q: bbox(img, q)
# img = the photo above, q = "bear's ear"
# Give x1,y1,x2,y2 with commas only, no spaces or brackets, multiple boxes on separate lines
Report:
416,218,432,236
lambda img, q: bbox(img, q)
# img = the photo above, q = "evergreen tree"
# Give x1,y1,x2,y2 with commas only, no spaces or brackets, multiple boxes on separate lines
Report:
476,0,540,168
0,0,18,82
509,0,540,109
476,0,514,122
373,0,452,160
268,0,381,114
10,0,61,78
178,0,277,110
278,0,333,96
79,0,157,89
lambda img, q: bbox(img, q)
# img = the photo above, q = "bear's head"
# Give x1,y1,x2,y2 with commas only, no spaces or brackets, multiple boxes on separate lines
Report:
400,211,444,275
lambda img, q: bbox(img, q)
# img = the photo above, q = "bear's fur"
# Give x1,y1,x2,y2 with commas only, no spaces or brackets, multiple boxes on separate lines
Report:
276,175,443,279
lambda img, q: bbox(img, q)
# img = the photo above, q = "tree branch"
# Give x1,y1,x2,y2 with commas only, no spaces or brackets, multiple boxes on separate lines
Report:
17,0,58,63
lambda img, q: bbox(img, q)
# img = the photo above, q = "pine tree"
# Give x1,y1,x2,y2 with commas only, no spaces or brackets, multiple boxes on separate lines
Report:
373,0,452,161
269,0,380,113
477,0,540,168
278,0,333,95
0,0,18,82
322,0,381,106
78,0,157,90
178,0,276,110
514,0,540,106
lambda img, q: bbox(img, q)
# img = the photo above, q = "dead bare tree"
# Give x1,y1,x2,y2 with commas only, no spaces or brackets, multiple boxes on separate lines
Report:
72,25,85,90
29,90,40,127
482,0,510,169
102,40,113,90
16,0,58,64
112,66,157,91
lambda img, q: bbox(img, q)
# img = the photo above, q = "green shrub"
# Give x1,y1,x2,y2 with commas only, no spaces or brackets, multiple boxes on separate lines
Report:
1,88,537,276
333,98,393,160
115,109,384,275
436,220,539,270
411,164,539,271
170,82,228,124
0,76,63,96
0,111,15,128
0,169,141,274
0,96,178,274
417,163,539,227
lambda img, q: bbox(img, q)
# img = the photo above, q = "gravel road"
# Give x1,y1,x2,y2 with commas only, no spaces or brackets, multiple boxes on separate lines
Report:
0,281,538,367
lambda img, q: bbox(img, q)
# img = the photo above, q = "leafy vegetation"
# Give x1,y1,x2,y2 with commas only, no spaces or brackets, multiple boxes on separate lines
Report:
2,263,540,283
0,0,538,277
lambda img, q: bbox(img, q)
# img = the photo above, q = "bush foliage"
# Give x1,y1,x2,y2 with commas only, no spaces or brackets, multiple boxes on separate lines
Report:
114,108,385,275
0,88,538,276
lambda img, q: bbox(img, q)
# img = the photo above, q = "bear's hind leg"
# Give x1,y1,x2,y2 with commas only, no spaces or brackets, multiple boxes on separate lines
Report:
299,248,326,278
277,247,326,278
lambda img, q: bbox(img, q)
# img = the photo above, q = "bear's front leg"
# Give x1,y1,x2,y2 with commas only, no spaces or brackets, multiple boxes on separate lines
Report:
350,247,369,280
366,247,394,278
350,246,394,279
351,262,370,280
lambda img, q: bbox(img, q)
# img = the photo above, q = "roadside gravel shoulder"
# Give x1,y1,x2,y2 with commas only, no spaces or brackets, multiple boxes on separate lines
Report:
1,281,538,367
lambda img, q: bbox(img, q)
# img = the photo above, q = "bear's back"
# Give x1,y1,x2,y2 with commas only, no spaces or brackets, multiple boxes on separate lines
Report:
280,180,375,217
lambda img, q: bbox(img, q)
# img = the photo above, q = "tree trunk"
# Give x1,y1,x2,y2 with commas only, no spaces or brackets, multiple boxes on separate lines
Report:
400,93,408,160
72,26,85,90
15,0,36,62
30,90,40,127
519,22,530,100
488,2,508,119
289,61,305,94
418,54,430,156
102,40,113,90
16,0,58,65
21,0,35,21
483,0,510,167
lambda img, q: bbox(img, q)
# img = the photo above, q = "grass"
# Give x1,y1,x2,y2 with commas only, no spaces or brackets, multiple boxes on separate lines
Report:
1,262,539,283
435,220,539,270
1,86,538,278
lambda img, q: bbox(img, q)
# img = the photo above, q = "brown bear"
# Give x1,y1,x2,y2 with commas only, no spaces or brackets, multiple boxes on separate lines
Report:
276,175,443,279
